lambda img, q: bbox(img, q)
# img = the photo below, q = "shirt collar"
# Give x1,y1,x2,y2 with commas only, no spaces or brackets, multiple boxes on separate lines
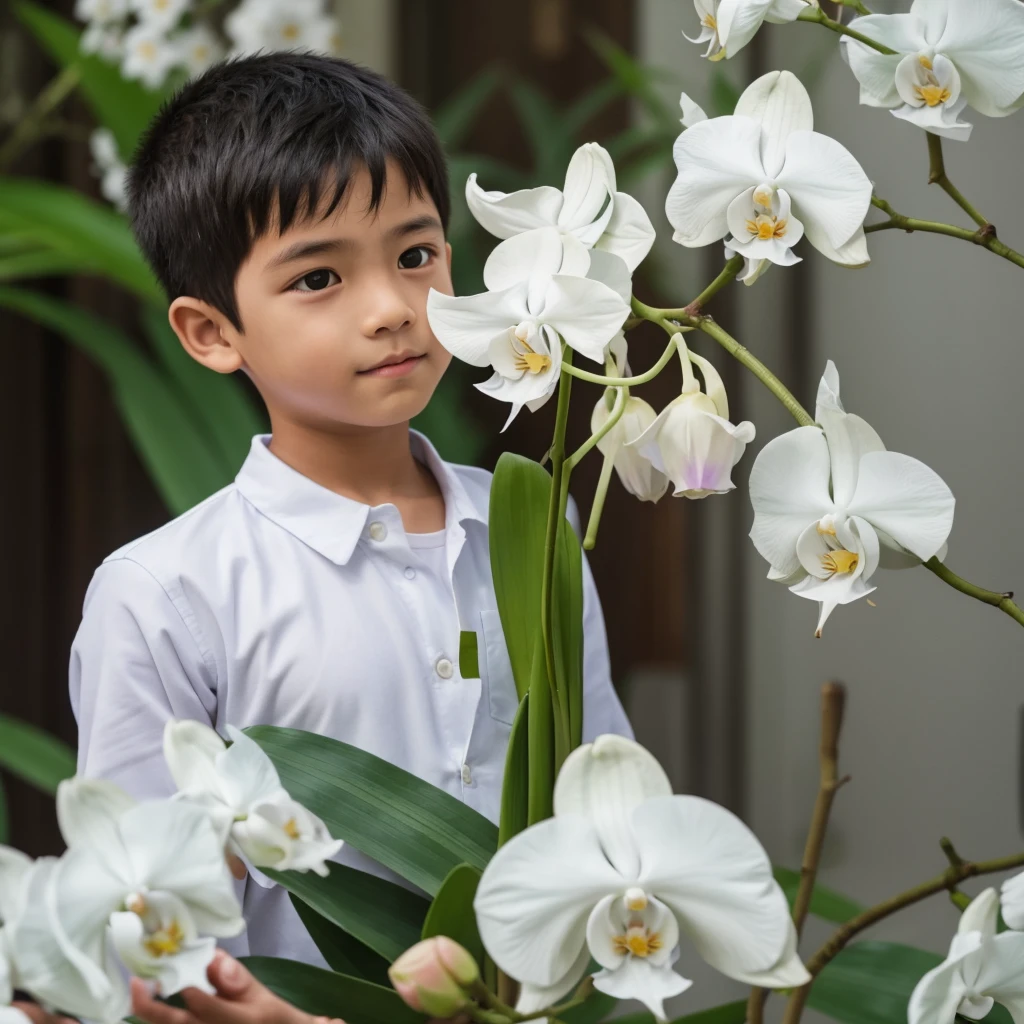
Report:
234,430,487,566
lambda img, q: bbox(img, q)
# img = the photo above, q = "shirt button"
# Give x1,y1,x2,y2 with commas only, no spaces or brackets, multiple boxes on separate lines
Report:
368,521,387,542
404,567,416,580
461,763,473,785
435,657,454,679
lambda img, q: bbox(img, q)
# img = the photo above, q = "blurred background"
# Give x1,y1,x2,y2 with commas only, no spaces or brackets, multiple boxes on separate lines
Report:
1,0,1022,1018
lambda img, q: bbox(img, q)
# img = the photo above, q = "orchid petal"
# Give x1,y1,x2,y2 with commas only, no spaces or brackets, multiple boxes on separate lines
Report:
56,778,136,858
426,284,527,367
892,97,973,143
464,174,563,239
554,735,671,878
118,801,245,937
965,932,1024,1020
821,410,886,510
219,726,286,809
474,814,622,987
841,14,929,107
1001,871,1024,931
716,0,775,59
937,0,1024,117
0,847,33,929
596,192,656,272
514,942,592,1015
540,275,629,364
847,451,955,562
735,70,814,178
688,351,729,420
585,894,624,971
779,131,871,251
587,249,633,304
764,0,810,23
728,919,810,987
679,92,708,127
592,957,692,1022
560,144,615,238
634,795,790,978
483,226,580,296
163,720,226,797
667,117,765,248
748,427,833,576
907,939,974,1024
960,889,1000,940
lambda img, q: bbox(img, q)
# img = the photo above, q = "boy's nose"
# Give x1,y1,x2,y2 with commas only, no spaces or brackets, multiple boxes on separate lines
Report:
362,284,416,336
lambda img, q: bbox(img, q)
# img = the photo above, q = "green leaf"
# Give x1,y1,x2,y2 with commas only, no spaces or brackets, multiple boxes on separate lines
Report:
613,999,747,1024
0,248,98,281
497,693,529,848
242,956,425,1024
562,78,624,136
0,714,76,793
0,287,232,514
246,726,498,896
773,866,865,924
289,895,392,985
0,179,161,300
806,941,1017,1024
265,862,428,964
489,453,550,701
435,68,502,149
15,1,170,161
458,630,480,680
139,302,267,476
527,644,555,825
561,990,619,1024
421,863,483,966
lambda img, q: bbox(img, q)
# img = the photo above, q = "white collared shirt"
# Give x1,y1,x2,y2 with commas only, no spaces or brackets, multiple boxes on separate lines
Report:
69,431,632,967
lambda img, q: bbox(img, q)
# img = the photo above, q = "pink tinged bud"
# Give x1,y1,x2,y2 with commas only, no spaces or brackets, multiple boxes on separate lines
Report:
388,937,479,1018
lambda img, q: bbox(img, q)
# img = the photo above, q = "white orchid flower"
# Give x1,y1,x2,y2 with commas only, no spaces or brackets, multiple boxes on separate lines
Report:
684,0,814,61
164,720,342,878
628,339,754,499
840,0,1024,143
1000,871,1024,931
667,70,872,268
12,780,244,1023
426,248,630,431
119,22,181,90
0,847,34,1023
466,143,655,283
910,889,1024,1024
749,361,955,636
474,735,807,1021
128,0,190,31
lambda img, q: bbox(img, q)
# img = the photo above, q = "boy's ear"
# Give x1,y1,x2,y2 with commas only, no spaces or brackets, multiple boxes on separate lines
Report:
445,241,452,275
168,296,245,374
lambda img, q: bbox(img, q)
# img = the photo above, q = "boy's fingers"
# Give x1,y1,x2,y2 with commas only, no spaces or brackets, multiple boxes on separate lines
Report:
226,854,247,881
10,1002,76,1024
129,979,197,1024
207,952,252,998
182,955,308,1024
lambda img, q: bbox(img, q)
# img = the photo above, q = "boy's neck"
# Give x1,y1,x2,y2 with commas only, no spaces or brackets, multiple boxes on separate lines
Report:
266,416,442,514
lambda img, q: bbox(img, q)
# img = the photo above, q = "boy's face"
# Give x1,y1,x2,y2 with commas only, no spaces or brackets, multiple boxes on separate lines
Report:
178,160,454,432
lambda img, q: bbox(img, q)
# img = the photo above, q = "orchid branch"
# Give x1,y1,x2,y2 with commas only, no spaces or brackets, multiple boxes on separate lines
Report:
565,381,627,471
867,196,1024,270
835,0,872,13
561,330,682,387
924,557,1024,628
926,132,989,230
796,6,896,54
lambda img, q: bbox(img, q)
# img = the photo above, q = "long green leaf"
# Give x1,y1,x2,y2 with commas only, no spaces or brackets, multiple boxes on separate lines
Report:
265,863,428,964
139,302,266,475
242,957,425,1024
527,644,555,825
0,249,100,281
14,1,170,161
497,693,529,847
289,896,392,985
421,863,483,966
807,941,1013,1024
435,68,502,149
0,178,160,300
246,726,498,896
0,287,231,513
773,866,865,924
0,715,76,793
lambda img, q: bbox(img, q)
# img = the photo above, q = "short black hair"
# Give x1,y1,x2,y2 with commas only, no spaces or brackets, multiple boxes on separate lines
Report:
127,52,449,331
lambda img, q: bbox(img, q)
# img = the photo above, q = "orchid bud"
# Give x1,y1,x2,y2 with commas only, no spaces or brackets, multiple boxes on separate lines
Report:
388,937,479,1017
592,394,670,503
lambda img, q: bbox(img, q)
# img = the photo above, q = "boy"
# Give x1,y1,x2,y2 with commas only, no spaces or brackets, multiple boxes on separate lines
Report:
69,51,632,969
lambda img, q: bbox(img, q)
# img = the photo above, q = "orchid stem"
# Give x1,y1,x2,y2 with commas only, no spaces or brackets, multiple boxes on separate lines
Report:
924,557,1024,628
796,6,895,54
836,0,871,13
926,132,989,229
584,451,616,551
562,328,681,387
566,383,627,471
779,683,850,1024
867,195,1024,270
0,65,81,172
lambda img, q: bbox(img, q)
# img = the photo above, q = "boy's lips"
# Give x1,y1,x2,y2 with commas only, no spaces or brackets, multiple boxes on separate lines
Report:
358,353,426,378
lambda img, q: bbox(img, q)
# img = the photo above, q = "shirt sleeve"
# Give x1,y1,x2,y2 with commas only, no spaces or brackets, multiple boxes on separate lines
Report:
565,497,634,742
68,556,219,799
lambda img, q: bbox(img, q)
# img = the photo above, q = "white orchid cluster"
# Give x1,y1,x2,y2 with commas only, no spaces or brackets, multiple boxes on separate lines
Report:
474,735,809,1020
684,0,1024,143
75,0,340,92
0,721,340,1024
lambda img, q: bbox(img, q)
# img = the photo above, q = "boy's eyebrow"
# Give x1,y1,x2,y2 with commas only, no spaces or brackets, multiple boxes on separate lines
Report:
264,215,444,272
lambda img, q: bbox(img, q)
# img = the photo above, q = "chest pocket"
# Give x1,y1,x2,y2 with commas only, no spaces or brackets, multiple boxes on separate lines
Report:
479,609,519,726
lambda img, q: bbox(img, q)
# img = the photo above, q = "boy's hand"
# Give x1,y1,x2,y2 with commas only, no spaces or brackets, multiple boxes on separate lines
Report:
227,854,246,880
10,1002,77,1024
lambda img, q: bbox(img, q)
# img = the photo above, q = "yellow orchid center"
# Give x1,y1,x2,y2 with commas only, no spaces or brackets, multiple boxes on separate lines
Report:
916,83,951,107
752,187,774,209
816,521,837,537
510,325,552,375
125,893,147,915
918,54,933,70
624,887,648,911
143,919,185,958
281,22,300,40
702,13,717,29
613,923,663,958
746,214,787,241
138,41,157,60
821,549,859,576
283,817,301,839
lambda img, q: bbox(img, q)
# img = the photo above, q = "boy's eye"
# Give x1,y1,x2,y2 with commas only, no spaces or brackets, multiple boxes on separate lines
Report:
398,246,432,270
292,269,339,292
